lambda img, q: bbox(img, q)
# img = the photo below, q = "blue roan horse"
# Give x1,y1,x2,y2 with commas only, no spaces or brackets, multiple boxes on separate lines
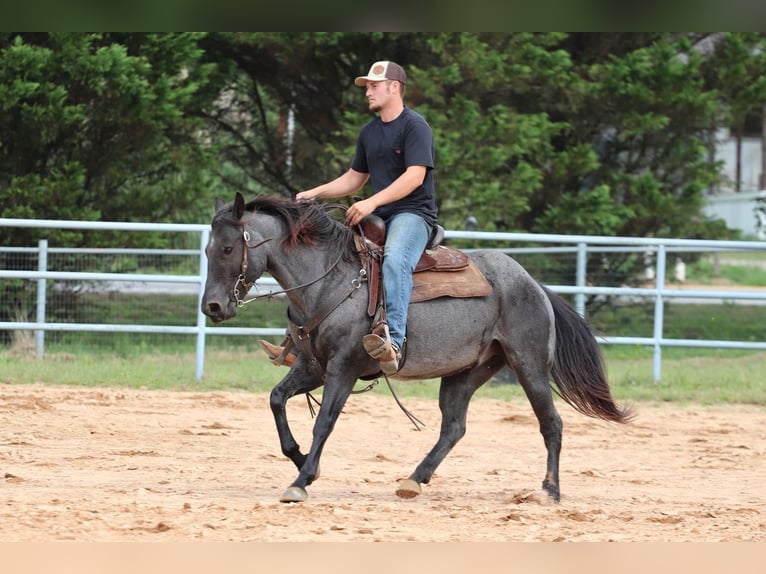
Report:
202,193,633,503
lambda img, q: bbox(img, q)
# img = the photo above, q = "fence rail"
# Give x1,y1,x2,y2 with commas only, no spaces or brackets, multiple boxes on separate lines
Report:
2,217,765,382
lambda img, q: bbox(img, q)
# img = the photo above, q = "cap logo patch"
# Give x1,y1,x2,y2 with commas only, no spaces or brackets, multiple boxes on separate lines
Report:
372,64,386,75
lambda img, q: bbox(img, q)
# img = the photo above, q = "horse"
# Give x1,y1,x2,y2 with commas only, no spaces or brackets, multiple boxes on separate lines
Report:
201,192,633,504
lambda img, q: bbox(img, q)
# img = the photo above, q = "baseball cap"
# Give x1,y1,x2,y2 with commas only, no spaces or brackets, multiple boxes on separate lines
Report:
354,61,407,87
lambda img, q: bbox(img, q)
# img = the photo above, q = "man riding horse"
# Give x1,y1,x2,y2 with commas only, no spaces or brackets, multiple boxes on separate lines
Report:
261,60,437,375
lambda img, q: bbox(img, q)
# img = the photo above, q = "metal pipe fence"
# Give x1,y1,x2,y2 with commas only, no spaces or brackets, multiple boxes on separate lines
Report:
2,217,765,382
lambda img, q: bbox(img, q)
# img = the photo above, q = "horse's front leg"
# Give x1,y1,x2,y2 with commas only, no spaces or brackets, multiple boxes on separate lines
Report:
269,359,324,472
279,367,357,503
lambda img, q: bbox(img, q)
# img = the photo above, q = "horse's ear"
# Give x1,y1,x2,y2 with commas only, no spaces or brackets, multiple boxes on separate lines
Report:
214,197,225,213
234,192,246,220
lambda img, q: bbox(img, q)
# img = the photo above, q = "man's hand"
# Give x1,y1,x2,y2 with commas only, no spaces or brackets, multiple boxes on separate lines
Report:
345,198,376,227
295,190,315,201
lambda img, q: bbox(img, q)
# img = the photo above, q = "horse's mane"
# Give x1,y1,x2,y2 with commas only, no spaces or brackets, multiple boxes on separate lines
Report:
216,194,356,259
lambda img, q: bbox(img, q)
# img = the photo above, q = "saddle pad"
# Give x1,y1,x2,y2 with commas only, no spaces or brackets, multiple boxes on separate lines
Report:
410,259,492,303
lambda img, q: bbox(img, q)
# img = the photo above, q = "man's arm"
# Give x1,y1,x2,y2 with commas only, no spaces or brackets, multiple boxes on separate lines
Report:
296,169,369,201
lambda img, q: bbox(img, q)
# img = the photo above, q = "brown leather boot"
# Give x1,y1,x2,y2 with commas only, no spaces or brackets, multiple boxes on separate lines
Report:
259,340,296,367
362,332,400,375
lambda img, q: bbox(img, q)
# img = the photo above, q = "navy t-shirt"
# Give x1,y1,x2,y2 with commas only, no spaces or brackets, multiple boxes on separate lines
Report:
350,107,438,227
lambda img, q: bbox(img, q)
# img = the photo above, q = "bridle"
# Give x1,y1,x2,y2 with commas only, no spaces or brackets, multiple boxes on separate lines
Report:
232,228,365,307
227,216,422,429
231,221,367,379
232,230,272,305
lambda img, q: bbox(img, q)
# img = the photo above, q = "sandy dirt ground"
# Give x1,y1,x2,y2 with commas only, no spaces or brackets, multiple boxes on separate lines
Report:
1,383,764,542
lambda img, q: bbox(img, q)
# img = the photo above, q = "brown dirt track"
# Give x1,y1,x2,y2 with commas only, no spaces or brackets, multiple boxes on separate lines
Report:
1,383,764,542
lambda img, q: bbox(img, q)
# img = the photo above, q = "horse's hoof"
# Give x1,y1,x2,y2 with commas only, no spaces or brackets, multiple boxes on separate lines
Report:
395,479,421,499
542,478,560,503
515,489,556,506
279,486,308,503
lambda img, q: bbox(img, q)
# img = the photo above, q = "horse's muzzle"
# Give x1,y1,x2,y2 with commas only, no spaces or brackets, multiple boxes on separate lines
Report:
201,300,236,323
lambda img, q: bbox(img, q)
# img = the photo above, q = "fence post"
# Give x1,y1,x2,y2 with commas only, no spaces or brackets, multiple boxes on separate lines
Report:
36,239,48,358
652,244,667,383
195,229,210,381
575,242,587,316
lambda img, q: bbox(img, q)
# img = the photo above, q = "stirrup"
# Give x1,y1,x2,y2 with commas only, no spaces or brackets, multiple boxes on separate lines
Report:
362,324,400,374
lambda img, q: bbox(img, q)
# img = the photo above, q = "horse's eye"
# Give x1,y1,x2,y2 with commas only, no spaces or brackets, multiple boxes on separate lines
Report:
223,246,233,255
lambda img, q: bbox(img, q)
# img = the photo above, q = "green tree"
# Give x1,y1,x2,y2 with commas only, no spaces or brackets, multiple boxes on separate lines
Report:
0,32,219,334
201,33,732,242
2,32,761,309
699,32,766,192
199,33,738,293
0,32,217,246
197,32,429,197
543,35,723,238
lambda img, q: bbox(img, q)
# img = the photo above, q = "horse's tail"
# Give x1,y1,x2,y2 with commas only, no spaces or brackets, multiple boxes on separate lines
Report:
541,284,634,424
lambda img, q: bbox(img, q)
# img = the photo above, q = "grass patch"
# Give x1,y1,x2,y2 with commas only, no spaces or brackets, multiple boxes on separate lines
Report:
589,301,766,342
2,346,764,407
601,348,766,405
2,287,764,407
0,348,281,393
685,255,766,286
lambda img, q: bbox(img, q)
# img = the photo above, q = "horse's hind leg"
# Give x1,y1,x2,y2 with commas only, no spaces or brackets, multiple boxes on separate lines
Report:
397,356,505,499
515,365,563,502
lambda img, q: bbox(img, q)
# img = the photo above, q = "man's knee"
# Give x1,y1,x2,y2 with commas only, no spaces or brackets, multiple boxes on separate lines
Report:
382,253,398,270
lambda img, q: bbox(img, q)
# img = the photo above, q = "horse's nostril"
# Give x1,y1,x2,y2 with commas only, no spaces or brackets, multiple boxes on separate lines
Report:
205,302,221,316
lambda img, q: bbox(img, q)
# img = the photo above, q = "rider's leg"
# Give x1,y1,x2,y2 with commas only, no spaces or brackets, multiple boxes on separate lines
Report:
383,212,430,348
364,212,430,373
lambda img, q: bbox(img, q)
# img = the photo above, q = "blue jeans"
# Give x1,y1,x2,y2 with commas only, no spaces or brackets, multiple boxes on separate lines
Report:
382,212,431,350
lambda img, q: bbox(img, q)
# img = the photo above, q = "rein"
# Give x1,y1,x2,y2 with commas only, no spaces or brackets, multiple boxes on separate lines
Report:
226,205,423,431
232,229,359,307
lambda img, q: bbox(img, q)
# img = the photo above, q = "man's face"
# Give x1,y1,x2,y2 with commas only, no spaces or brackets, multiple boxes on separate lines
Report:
364,80,394,113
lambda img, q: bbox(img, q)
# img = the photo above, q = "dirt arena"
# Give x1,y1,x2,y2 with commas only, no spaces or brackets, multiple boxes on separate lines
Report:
1,383,763,542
